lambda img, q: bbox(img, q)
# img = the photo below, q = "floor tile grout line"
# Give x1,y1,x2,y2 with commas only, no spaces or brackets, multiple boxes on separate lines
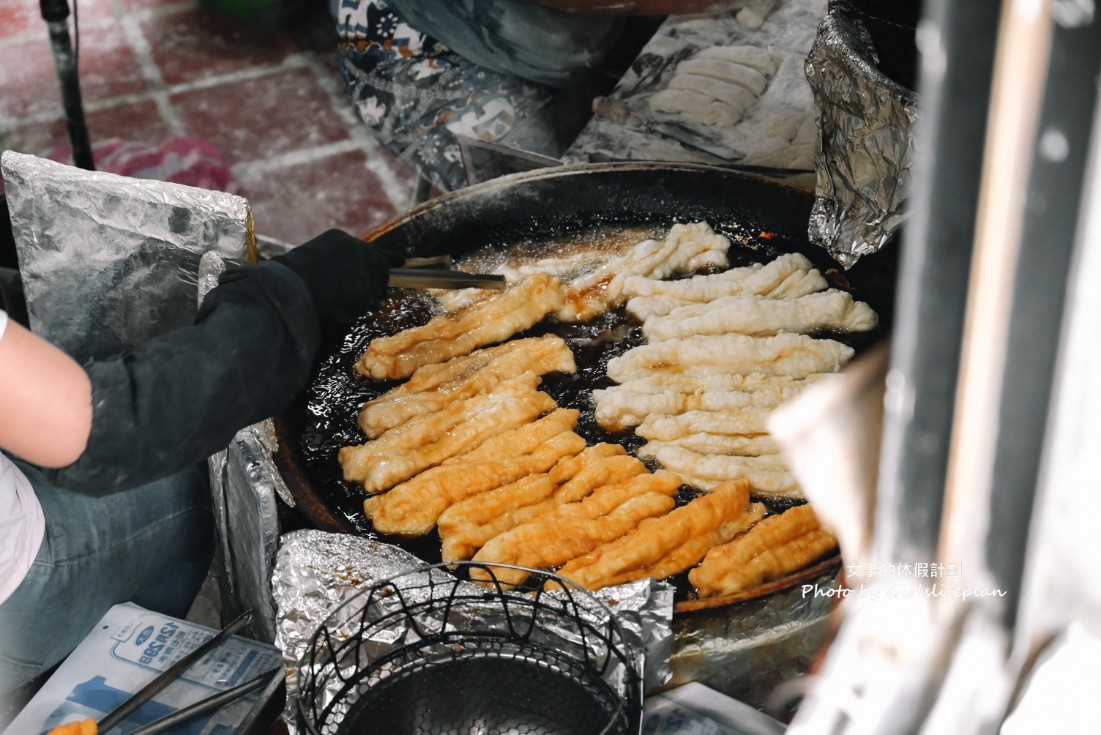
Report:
120,14,184,136
230,138,366,176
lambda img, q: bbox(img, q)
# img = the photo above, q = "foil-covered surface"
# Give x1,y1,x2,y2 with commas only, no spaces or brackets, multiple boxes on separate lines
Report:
207,421,287,644
0,150,253,361
666,566,840,711
272,529,670,729
805,10,918,268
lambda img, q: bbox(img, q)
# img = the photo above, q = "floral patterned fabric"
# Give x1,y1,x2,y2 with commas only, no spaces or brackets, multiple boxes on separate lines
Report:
336,0,561,191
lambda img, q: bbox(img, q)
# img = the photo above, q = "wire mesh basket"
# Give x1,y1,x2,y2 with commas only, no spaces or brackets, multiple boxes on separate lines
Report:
295,561,642,735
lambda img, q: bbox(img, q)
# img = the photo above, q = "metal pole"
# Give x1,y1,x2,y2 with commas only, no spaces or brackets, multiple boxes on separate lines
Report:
39,0,95,170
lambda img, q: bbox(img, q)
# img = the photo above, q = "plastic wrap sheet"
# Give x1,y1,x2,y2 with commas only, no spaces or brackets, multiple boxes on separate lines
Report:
0,150,253,361
271,529,672,727
805,11,918,268
667,566,840,711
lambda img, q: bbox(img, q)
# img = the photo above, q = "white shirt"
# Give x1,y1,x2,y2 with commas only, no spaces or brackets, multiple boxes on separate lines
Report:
0,309,46,605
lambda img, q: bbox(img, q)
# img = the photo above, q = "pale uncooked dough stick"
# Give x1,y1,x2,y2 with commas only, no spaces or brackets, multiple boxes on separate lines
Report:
678,59,769,96
606,333,854,383
642,290,879,341
636,408,774,441
643,443,789,475
697,44,779,74
622,252,827,315
593,382,809,431
668,74,757,115
607,372,827,396
640,433,782,457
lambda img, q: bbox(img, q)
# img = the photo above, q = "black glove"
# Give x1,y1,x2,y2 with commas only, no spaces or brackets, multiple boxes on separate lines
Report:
272,229,403,323
45,260,323,494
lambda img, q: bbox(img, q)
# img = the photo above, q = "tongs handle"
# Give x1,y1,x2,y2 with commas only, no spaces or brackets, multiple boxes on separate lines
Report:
48,610,254,735
388,267,507,290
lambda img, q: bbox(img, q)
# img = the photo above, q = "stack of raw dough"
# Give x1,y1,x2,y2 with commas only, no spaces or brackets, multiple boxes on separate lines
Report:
650,45,780,128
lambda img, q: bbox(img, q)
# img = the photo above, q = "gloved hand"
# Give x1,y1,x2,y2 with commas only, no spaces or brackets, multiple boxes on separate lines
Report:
272,229,404,323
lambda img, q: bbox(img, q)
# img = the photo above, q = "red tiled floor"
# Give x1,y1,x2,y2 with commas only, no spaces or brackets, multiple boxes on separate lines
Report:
0,0,46,39
140,6,299,86
170,66,349,163
2,1,418,256
0,25,145,121
4,99,172,157
236,147,411,243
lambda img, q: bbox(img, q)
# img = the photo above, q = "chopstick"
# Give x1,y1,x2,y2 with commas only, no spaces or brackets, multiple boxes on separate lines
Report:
47,610,254,735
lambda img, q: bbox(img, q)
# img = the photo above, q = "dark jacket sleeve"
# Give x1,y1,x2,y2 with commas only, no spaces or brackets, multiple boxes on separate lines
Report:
43,260,321,494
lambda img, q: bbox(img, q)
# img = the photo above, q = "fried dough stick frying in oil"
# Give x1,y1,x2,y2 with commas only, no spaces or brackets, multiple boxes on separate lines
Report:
689,503,839,597
358,335,576,438
340,377,556,493
606,333,854,383
363,411,585,536
470,470,682,586
356,272,566,380
549,480,767,591
438,445,647,562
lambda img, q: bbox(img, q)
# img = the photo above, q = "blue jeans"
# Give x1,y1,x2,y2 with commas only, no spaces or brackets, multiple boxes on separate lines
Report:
0,458,214,695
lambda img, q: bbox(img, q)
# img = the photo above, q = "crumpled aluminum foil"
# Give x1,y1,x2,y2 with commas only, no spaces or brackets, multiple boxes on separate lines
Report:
272,529,671,730
0,150,254,361
805,10,918,268
666,566,840,711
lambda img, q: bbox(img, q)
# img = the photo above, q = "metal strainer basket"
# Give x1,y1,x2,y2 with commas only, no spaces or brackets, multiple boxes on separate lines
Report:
295,561,642,735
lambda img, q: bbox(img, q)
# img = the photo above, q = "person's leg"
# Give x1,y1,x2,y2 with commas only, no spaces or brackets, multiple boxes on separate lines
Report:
0,461,213,694
384,0,625,88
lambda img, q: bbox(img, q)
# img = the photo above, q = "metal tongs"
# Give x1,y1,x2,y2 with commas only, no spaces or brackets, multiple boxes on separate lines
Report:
388,255,507,291
47,611,282,735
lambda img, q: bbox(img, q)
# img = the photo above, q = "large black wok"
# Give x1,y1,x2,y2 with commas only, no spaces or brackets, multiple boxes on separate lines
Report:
273,161,897,549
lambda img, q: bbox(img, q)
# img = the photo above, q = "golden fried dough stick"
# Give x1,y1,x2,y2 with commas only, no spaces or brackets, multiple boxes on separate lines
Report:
643,290,879,342
689,504,839,597
349,372,542,458
557,222,730,322
439,450,649,561
593,379,810,431
550,480,767,591
356,272,565,379
339,378,555,493
606,333,854,383
358,335,576,437
470,470,683,586
365,430,588,536
438,443,627,562
453,407,579,463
